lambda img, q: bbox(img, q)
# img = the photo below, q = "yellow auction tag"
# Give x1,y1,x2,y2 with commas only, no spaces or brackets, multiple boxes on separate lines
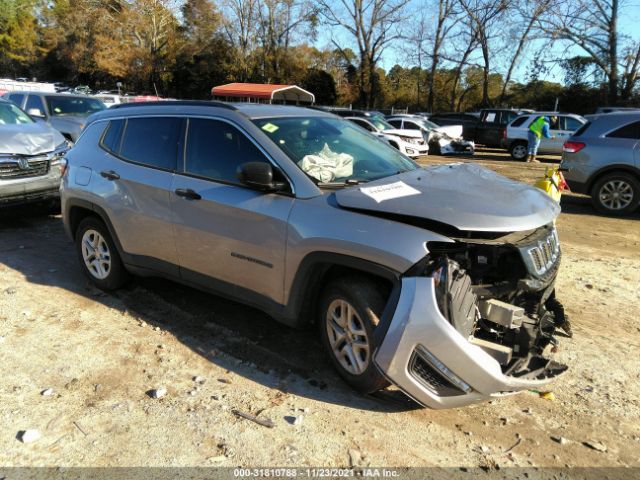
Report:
261,123,279,133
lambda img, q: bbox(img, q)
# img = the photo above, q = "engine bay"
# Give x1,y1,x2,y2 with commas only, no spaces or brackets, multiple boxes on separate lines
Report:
414,226,569,380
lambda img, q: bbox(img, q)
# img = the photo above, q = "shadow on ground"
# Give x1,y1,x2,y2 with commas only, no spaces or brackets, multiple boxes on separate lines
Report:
0,208,420,413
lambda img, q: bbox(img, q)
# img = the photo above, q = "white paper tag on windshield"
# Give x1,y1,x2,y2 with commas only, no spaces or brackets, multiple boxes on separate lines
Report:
359,181,420,203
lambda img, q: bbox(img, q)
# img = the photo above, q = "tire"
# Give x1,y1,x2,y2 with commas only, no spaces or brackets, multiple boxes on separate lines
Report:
510,141,528,161
591,172,640,216
75,216,128,290
319,276,390,394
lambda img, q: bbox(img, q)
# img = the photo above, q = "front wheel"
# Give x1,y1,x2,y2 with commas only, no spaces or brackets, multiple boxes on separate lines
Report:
591,173,640,216
75,217,128,290
510,141,528,161
319,276,390,393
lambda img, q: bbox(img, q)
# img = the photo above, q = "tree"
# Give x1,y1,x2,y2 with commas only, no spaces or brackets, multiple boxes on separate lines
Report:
317,0,411,108
497,0,551,104
0,0,40,77
459,0,508,106
537,0,622,104
302,68,337,104
221,0,259,81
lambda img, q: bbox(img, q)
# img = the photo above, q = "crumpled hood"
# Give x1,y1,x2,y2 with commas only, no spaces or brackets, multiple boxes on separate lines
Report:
433,124,463,139
334,163,560,232
0,122,66,156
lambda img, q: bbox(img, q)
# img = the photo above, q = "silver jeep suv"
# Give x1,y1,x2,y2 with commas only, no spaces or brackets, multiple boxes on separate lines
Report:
61,101,569,409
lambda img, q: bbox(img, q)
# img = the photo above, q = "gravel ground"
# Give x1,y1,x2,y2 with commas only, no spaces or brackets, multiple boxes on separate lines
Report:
1,150,639,469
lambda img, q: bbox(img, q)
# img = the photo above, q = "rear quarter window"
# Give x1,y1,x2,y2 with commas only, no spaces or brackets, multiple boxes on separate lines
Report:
605,121,640,140
100,119,125,153
572,122,591,137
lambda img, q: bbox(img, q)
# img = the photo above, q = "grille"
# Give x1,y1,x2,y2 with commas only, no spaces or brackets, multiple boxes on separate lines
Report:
524,228,560,276
409,349,468,397
0,158,50,180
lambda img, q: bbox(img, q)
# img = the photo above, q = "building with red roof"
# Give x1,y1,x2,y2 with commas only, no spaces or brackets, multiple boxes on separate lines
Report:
211,83,315,104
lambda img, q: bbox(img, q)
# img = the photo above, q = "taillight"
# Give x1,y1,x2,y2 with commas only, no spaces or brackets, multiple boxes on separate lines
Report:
563,141,585,153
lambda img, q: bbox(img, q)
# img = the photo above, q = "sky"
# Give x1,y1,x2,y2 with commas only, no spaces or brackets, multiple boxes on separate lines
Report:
314,0,640,85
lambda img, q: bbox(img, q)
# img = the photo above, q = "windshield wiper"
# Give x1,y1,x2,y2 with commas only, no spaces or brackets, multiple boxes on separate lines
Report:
317,178,368,188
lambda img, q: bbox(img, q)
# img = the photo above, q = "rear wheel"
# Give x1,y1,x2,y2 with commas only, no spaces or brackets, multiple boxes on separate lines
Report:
319,276,390,393
75,217,128,290
510,141,528,161
591,173,640,216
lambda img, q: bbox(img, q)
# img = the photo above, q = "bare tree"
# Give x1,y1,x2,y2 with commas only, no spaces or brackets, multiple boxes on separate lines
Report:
447,23,480,110
317,0,411,108
497,0,551,104
621,42,640,99
537,0,621,103
256,0,317,82
221,0,259,81
459,0,508,106
425,0,461,111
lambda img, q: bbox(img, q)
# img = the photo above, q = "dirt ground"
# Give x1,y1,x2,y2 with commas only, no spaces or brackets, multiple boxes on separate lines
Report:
1,149,639,469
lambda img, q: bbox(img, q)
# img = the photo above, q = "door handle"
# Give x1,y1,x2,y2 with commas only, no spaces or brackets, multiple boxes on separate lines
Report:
100,170,120,180
174,188,201,200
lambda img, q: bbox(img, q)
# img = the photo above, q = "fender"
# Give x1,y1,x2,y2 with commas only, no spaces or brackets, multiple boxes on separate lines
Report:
586,164,640,192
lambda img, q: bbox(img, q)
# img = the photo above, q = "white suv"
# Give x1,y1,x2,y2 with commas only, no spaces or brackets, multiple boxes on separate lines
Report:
504,112,586,160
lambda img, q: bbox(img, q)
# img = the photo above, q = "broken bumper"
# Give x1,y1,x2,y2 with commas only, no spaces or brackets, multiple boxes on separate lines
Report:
374,277,558,409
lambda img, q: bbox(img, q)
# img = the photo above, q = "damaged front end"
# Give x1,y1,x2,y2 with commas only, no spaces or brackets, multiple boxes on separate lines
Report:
374,223,569,409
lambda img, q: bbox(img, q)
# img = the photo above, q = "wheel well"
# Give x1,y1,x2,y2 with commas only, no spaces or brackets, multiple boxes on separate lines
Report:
387,141,399,150
297,263,395,326
68,206,100,238
587,167,640,194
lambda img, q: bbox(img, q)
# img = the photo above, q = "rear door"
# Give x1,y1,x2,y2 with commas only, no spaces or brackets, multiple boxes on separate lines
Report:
476,111,501,146
97,116,182,273
170,117,294,305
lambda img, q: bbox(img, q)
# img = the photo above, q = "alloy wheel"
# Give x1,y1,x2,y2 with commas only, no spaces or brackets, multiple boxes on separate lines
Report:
599,180,634,211
325,299,371,375
81,229,112,280
512,144,527,160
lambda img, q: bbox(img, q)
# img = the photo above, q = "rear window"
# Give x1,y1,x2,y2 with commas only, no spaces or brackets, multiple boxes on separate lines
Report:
606,121,640,140
510,116,528,127
119,117,182,170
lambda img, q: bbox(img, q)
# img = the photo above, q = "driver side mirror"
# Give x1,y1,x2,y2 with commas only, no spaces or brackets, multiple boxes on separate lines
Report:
27,108,45,118
237,162,287,192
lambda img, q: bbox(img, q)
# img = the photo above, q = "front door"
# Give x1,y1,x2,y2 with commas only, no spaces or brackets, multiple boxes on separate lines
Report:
171,117,294,305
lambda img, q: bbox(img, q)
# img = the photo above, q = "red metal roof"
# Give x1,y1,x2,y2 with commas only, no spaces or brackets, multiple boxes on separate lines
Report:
211,83,314,102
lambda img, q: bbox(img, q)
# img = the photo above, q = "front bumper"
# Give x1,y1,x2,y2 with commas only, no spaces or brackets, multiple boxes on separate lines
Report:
402,144,430,158
374,277,559,409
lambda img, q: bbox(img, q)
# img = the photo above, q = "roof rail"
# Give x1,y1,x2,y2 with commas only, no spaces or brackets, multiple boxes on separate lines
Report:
110,100,236,110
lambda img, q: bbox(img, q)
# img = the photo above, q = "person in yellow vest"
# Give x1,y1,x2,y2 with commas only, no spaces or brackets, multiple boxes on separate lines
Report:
527,115,556,163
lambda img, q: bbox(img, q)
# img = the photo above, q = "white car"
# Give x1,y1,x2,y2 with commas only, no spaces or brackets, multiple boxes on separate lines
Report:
346,116,429,158
504,112,587,160
387,115,475,155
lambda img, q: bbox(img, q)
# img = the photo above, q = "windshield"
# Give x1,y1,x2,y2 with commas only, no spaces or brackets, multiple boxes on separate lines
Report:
368,114,394,131
0,102,34,125
46,96,106,116
253,116,418,184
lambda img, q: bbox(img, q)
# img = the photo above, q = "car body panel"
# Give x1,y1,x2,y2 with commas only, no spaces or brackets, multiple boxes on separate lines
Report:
3,91,105,141
170,173,295,304
61,102,566,410
374,277,556,409
561,112,640,195
334,163,560,232
0,100,68,206
506,113,587,155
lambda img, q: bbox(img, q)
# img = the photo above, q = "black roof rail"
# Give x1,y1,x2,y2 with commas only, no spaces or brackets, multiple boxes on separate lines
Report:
110,100,236,110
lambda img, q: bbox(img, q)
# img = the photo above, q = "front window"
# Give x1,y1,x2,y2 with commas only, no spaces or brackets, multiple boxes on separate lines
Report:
253,116,417,185
45,96,106,116
0,102,34,125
